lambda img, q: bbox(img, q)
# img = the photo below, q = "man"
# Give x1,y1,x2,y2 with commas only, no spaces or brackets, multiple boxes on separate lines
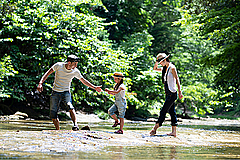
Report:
37,55,102,130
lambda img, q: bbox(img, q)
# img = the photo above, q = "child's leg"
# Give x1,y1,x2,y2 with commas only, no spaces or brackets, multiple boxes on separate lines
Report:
119,118,124,130
116,100,126,131
108,104,118,123
111,114,119,123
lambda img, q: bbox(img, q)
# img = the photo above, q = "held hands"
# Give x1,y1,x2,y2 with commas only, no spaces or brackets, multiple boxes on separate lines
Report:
104,88,110,92
105,88,110,94
104,88,115,95
94,86,103,92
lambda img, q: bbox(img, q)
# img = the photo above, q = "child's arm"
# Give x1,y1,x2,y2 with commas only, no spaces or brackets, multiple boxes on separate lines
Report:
105,87,124,95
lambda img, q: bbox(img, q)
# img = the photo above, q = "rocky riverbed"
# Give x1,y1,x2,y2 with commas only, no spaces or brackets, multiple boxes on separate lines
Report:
0,112,240,159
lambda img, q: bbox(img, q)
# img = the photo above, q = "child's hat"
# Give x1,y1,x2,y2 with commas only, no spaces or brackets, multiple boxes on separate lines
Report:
112,72,124,78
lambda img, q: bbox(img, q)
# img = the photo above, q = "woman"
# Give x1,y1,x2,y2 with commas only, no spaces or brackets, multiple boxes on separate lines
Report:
150,53,183,137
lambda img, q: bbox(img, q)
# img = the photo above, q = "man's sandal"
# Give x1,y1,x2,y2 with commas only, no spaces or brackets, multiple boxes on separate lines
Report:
72,125,79,131
112,121,120,127
114,129,123,134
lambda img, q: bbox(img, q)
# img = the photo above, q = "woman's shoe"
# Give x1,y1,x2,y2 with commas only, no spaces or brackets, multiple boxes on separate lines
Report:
112,121,120,127
114,129,123,134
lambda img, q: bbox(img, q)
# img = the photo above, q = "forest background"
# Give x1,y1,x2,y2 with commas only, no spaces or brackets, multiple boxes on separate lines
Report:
0,0,239,120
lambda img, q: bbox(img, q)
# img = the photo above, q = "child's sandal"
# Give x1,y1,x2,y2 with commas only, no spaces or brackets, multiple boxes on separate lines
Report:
112,121,120,127
114,129,123,134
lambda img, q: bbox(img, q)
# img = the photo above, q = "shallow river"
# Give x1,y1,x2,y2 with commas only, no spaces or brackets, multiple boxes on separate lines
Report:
0,117,240,159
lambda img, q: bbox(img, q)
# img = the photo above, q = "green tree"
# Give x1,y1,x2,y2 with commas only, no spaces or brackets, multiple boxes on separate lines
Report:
0,55,18,99
182,0,240,116
0,0,129,117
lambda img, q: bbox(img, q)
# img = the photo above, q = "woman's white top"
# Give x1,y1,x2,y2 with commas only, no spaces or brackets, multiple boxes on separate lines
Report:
164,63,177,93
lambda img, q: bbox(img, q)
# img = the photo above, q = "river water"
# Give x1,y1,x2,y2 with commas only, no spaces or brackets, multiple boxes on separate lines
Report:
0,118,240,159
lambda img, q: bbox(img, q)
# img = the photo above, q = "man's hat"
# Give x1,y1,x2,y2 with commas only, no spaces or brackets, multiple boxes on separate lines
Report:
112,72,124,78
66,55,80,62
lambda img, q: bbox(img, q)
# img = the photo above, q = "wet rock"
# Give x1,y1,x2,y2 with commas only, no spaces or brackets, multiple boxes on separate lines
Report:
147,118,157,122
131,117,147,121
14,111,28,119
81,125,90,131
0,111,28,120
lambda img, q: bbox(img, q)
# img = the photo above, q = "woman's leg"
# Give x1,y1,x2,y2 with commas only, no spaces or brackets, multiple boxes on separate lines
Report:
168,94,178,137
150,123,160,136
52,118,60,130
150,94,176,135
167,126,177,137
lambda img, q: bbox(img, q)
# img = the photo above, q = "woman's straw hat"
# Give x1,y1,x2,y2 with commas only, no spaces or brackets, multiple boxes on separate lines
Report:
112,72,124,78
157,53,170,63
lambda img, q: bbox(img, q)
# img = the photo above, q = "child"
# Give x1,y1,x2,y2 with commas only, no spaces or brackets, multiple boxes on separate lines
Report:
105,72,127,134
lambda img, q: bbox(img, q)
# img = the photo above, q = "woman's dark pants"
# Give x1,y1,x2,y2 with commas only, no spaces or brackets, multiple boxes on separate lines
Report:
156,83,178,126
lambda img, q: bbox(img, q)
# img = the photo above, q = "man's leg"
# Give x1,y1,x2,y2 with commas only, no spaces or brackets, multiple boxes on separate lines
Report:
69,109,77,126
52,118,60,130
50,91,61,130
62,92,79,130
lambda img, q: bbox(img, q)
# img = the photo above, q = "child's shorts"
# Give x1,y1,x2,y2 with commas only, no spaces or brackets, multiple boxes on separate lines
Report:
108,99,127,118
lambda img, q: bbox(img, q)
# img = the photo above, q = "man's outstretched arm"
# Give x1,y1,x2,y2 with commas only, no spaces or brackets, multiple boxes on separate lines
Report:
37,68,54,92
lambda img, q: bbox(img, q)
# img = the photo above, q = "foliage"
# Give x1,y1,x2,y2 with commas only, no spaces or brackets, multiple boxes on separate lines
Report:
93,0,183,118
0,0,239,120
93,0,150,43
0,0,129,115
183,0,240,115
0,55,18,98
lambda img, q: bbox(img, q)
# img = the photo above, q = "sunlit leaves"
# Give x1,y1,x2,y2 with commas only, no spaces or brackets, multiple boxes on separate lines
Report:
0,55,18,98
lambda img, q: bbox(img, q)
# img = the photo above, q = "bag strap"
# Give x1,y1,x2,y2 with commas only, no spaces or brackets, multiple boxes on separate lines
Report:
165,65,171,82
